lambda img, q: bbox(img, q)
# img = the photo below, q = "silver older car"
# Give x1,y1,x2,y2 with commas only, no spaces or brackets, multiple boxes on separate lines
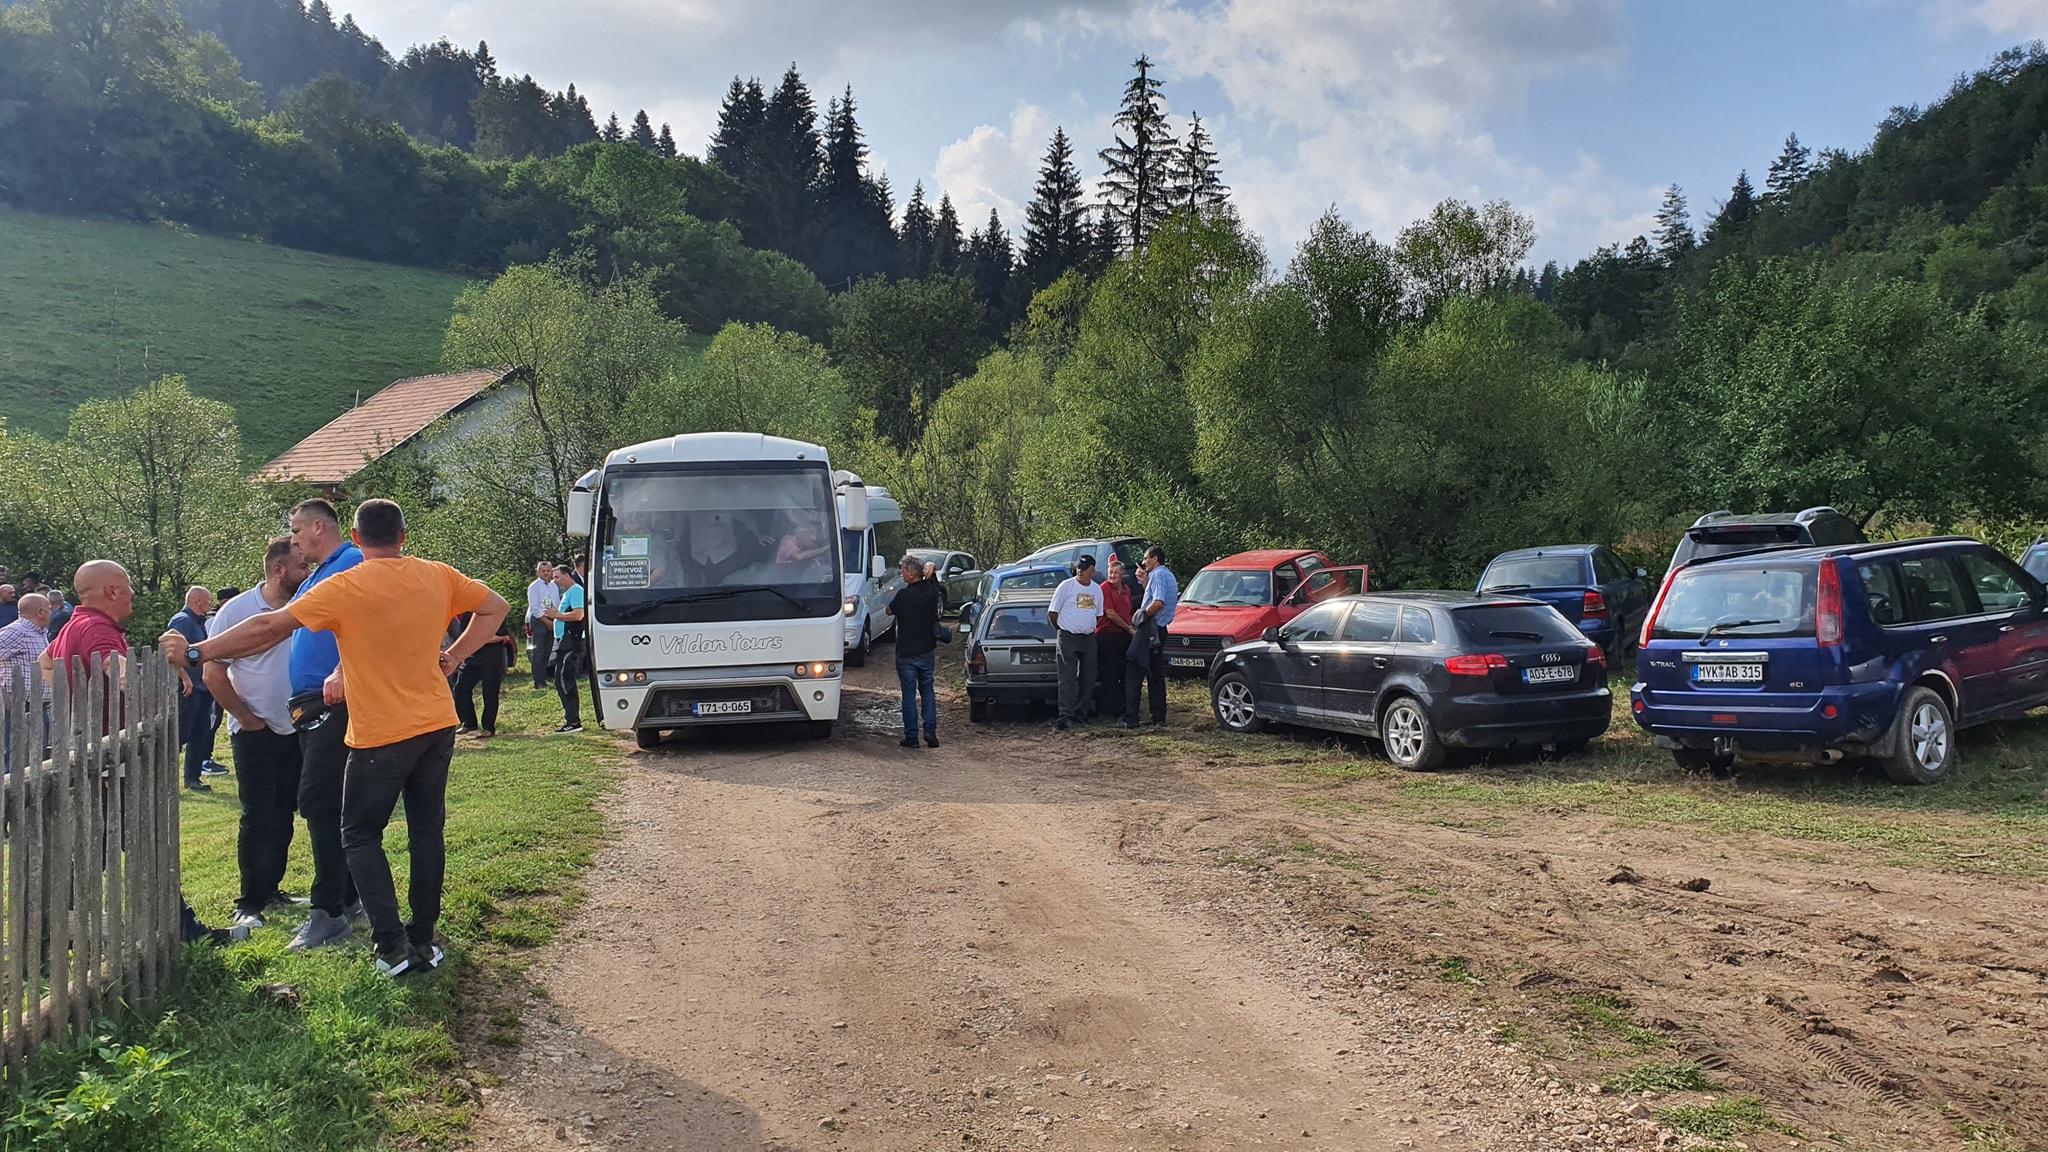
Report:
963,587,1060,723
906,548,983,615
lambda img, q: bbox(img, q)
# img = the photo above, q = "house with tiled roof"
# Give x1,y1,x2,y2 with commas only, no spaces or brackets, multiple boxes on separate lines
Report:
258,368,516,495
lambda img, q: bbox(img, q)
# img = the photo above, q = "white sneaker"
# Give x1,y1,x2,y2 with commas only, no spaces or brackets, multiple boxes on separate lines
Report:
229,910,264,942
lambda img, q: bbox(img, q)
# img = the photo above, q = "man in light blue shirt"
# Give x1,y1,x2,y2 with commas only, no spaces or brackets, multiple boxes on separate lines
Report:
1123,545,1178,727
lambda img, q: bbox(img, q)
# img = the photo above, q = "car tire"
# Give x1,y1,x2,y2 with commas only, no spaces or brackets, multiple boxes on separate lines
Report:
848,622,870,668
1545,738,1590,758
634,728,662,751
1379,695,1444,772
969,696,992,724
1883,685,1955,785
1210,672,1265,733
936,588,948,618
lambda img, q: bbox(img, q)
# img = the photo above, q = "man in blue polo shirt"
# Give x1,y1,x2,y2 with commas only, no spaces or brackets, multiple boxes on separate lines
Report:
284,497,363,950
1123,544,1179,728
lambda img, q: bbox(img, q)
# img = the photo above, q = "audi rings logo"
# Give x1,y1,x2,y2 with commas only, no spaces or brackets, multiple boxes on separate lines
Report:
630,634,652,646
1540,652,1562,663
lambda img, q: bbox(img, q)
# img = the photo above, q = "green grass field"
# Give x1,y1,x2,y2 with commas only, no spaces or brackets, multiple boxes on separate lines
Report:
3,684,614,1151
0,209,471,462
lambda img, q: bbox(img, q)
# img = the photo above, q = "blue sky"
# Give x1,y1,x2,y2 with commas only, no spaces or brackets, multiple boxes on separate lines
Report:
339,0,2044,266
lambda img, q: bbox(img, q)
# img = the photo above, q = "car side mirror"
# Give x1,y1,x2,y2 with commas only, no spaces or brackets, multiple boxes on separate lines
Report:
960,602,979,628
870,555,888,580
1262,625,1283,644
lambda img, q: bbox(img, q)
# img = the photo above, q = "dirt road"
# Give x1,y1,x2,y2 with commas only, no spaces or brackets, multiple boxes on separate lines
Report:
473,664,2045,1151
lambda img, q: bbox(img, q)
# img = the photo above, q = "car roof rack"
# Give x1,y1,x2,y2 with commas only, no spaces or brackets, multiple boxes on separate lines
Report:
1794,505,1842,521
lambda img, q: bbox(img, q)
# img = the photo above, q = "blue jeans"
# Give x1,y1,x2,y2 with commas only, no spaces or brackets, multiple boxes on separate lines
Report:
896,652,936,741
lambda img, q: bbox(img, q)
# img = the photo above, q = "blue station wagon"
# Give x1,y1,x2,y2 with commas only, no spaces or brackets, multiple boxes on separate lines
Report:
1477,545,1649,657
1631,536,2048,783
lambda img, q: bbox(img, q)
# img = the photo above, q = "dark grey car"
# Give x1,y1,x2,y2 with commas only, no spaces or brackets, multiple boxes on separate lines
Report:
964,588,1060,723
907,548,983,614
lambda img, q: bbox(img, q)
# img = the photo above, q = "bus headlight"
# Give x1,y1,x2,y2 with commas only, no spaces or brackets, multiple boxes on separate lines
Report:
793,662,840,678
843,597,859,616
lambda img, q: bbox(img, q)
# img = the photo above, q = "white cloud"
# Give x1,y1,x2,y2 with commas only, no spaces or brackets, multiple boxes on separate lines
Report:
929,102,1117,236
1108,0,1637,263
1940,0,2048,38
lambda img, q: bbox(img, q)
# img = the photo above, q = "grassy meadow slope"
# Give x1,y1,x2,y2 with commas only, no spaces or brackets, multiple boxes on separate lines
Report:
0,209,472,460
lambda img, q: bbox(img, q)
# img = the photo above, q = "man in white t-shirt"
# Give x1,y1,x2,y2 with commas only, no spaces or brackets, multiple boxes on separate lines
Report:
205,536,310,934
525,561,559,688
1047,554,1105,731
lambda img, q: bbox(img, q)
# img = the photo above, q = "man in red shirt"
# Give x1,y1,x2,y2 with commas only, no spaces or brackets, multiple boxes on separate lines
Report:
45,560,222,943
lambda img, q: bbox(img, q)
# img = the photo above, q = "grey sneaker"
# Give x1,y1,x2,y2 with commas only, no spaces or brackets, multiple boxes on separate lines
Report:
287,909,353,951
342,899,366,920
229,909,264,942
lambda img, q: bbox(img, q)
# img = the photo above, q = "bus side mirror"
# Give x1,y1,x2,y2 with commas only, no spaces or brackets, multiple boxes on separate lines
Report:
566,488,594,538
871,555,888,580
840,478,871,532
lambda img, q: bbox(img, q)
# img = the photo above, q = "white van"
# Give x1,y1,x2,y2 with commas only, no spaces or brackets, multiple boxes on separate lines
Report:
837,478,903,666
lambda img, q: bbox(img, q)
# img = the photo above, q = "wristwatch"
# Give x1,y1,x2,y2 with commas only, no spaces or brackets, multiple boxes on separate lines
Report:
185,645,204,668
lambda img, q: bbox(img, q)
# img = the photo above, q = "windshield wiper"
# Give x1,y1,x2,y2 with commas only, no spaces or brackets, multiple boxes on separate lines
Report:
1486,583,1533,592
1698,617,1781,645
614,585,811,620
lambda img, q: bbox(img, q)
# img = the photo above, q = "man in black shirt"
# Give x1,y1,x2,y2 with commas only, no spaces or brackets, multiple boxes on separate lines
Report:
885,554,942,749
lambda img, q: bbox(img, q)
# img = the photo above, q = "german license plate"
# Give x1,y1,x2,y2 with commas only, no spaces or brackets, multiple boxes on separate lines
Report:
1523,665,1577,685
692,700,752,716
1169,656,1208,668
1696,663,1764,684
1017,650,1052,665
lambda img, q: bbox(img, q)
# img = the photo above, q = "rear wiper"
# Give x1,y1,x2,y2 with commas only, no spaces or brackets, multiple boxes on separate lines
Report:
1489,629,1544,641
1486,583,1532,592
614,585,809,620
1699,617,1781,645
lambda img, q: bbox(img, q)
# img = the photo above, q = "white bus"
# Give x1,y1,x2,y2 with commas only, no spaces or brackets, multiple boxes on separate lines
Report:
567,432,872,747
839,483,903,667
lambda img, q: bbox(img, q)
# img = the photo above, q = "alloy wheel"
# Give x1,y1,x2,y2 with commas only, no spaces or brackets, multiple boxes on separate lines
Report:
1215,679,1255,729
1385,703,1427,766
1910,701,1949,772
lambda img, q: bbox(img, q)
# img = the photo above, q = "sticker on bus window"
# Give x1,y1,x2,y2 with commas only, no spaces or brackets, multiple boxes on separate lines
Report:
617,536,650,558
607,557,651,589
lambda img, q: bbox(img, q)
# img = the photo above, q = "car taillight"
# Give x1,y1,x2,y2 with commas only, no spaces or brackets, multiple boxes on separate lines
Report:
1582,588,1608,620
1585,645,1606,668
968,644,986,674
1641,570,1678,649
1444,653,1508,677
1817,559,1843,646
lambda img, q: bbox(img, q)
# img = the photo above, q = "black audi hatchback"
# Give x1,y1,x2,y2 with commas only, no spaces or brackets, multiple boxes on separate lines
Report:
1206,592,1611,770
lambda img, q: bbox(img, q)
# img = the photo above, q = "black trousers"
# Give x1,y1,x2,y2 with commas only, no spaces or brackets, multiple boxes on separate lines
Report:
527,617,553,688
1124,635,1168,724
231,727,301,914
453,654,504,732
340,726,456,952
554,644,585,727
1056,631,1097,724
178,688,217,784
297,704,360,917
1096,630,1131,717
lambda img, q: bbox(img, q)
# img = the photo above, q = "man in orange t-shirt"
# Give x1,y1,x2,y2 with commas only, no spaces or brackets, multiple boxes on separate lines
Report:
161,499,509,978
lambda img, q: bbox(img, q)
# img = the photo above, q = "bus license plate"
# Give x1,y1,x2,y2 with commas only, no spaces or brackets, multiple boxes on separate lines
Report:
693,700,753,716
1696,663,1764,684
1523,665,1577,685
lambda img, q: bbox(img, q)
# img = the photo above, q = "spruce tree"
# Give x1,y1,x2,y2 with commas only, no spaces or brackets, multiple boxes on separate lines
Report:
1765,132,1811,200
1653,184,1693,263
1083,211,1121,277
1098,54,1176,249
1707,170,1758,242
657,123,677,157
710,77,766,173
1022,127,1089,290
815,86,897,287
602,112,623,143
933,194,963,274
474,40,497,83
751,64,825,258
630,109,658,150
1171,111,1227,212
900,181,935,278
967,207,1014,330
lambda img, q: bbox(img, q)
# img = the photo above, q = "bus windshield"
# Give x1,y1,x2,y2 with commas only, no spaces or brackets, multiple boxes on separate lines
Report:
595,465,840,624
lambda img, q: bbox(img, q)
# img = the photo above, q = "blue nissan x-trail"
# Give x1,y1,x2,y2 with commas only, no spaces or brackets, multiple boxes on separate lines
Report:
1631,536,2048,784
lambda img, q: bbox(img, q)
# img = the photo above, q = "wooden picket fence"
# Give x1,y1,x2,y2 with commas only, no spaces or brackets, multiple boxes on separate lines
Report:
0,650,182,1079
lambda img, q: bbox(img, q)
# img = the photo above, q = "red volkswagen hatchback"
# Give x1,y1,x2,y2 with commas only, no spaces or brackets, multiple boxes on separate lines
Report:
1163,550,1369,675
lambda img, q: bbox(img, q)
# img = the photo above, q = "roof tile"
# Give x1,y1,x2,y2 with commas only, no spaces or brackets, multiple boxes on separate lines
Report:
259,369,506,485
